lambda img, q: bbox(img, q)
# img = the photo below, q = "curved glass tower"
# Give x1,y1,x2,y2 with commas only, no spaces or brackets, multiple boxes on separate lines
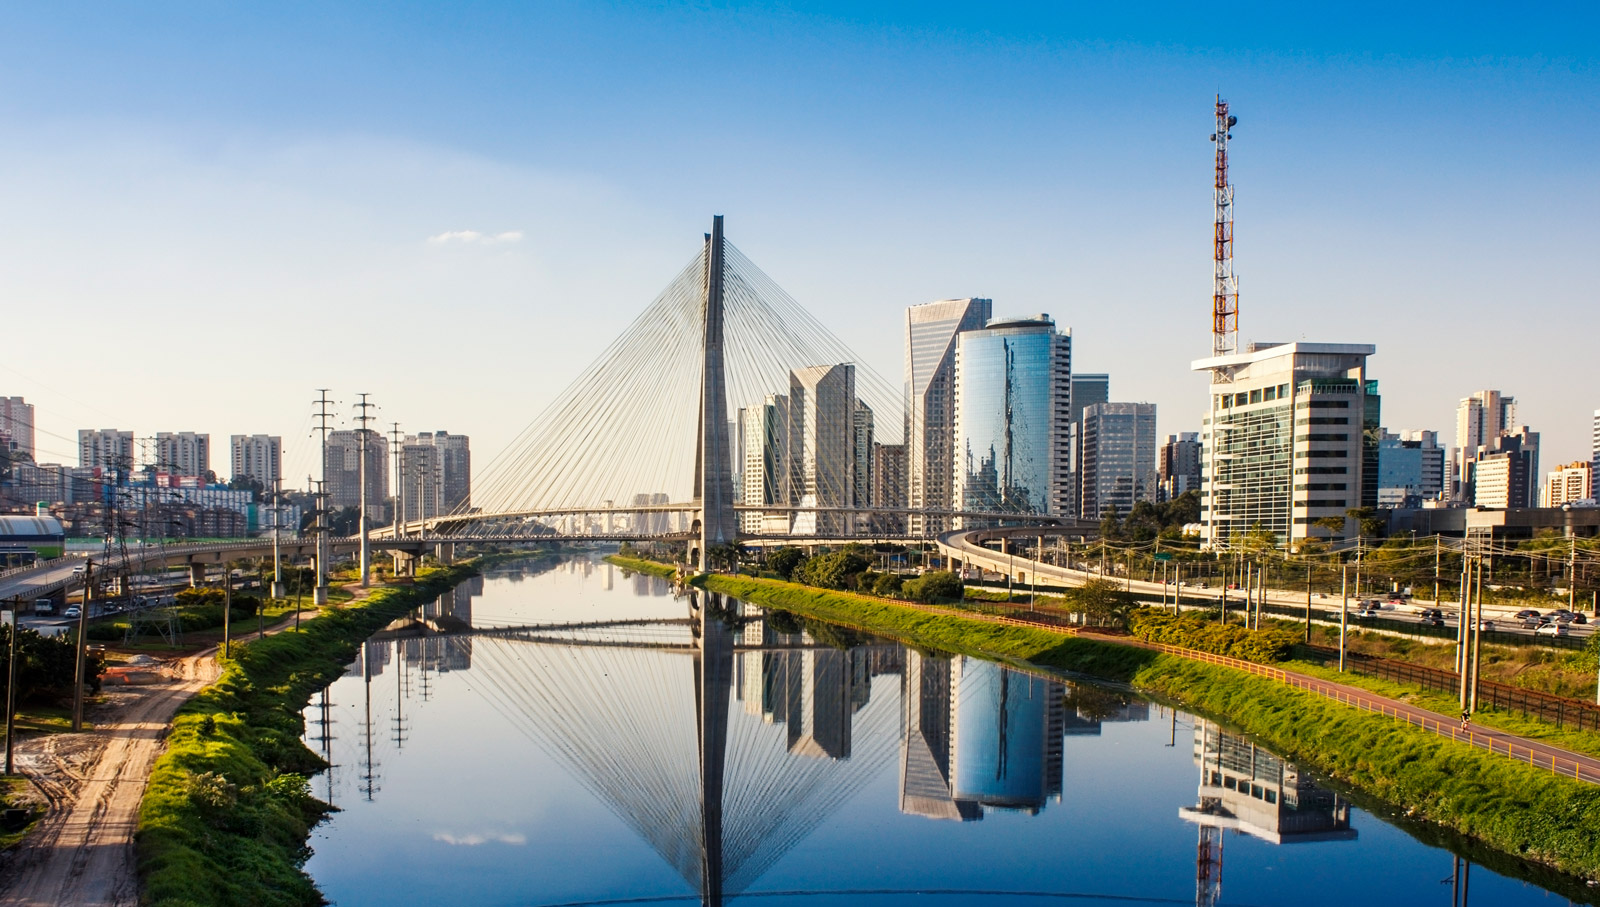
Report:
951,315,1071,526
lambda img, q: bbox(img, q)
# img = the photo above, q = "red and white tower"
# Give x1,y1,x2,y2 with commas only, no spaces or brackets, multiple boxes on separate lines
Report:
1211,96,1239,358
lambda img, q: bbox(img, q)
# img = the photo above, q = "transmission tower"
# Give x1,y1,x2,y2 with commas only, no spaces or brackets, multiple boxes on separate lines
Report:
312,390,335,605
354,393,376,587
1211,96,1240,359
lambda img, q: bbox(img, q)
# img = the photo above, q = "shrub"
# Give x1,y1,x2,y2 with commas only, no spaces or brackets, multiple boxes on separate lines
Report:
1127,607,1300,663
795,548,871,590
904,571,963,603
767,547,807,581
872,572,905,597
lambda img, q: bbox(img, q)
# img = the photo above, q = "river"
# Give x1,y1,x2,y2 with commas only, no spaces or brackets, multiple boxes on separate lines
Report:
303,554,1583,906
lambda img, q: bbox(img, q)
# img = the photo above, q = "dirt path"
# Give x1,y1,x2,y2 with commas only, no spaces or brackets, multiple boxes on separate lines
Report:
0,610,318,907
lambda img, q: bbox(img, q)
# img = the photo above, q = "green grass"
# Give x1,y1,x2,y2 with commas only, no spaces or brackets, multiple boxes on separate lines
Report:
136,563,479,907
0,776,41,850
605,554,678,578
704,572,1600,886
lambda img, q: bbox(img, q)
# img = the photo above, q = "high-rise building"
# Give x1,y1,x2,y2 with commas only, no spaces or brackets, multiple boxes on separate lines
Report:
1079,403,1158,520
852,401,874,516
1471,427,1539,509
325,429,389,512
1543,462,1593,508
949,658,1064,814
1194,342,1379,547
1068,374,1109,518
398,431,472,522
737,395,791,534
789,364,857,535
1378,430,1445,507
1157,432,1202,503
1592,410,1599,490
0,397,35,460
871,442,907,534
79,429,135,472
905,298,992,535
154,431,211,478
1454,390,1517,500
230,435,282,488
899,650,979,822
951,315,1072,526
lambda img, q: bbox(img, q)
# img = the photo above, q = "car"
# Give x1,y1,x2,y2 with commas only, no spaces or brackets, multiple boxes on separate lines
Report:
1536,622,1569,637
1354,607,1383,620
1570,613,1589,625
1418,613,1445,628
1523,617,1546,630
1476,619,1497,632
70,565,85,574
62,606,81,619
1515,609,1542,620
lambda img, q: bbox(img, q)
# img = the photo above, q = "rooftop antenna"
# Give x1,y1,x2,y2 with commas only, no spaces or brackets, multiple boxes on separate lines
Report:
1211,95,1239,359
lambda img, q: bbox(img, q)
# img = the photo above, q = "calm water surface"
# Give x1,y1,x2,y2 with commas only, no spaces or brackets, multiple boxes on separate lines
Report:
304,555,1585,906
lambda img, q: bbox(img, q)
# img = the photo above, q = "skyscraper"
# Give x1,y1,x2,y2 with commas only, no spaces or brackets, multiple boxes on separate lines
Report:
905,298,992,534
399,431,472,522
155,431,211,478
1158,432,1201,502
0,397,35,460
1079,403,1158,520
1378,430,1445,507
1068,374,1109,518
1194,342,1379,547
1454,390,1517,500
1543,462,1593,508
230,435,282,488
870,442,907,534
325,429,389,512
1471,427,1539,509
79,429,135,472
951,315,1072,526
789,364,857,535
737,395,790,534
1592,409,1599,490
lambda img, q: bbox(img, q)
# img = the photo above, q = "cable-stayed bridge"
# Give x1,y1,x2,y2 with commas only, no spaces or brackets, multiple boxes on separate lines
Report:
375,217,1090,567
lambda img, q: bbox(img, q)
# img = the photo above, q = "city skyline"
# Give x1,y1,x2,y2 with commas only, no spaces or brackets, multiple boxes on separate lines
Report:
1,4,1595,481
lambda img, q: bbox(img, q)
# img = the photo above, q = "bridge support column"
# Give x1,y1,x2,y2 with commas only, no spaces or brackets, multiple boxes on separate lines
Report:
392,551,417,578
694,215,738,573
435,542,454,564
189,563,206,587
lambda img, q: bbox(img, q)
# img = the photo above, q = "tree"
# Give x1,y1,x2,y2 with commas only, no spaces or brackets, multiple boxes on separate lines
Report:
707,543,741,573
1073,578,1132,627
1313,515,1347,540
1347,507,1386,541
872,572,905,597
767,547,807,581
795,547,871,590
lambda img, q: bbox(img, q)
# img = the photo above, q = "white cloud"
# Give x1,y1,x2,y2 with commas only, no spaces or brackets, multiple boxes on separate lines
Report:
427,229,523,245
432,831,527,846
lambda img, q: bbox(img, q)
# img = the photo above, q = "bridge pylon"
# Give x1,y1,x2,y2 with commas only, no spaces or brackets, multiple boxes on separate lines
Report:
695,215,738,571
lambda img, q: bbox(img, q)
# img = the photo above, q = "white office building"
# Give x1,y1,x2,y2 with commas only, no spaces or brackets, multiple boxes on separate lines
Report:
155,431,211,478
905,298,992,534
230,435,282,488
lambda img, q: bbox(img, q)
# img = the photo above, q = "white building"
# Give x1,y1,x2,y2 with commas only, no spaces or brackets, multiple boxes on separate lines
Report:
155,431,211,478
789,364,857,535
79,429,135,472
1454,390,1516,500
0,397,35,459
905,298,992,534
1194,342,1378,548
1542,462,1593,508
230,435,282,488
737,395,791,534
398,431,472,524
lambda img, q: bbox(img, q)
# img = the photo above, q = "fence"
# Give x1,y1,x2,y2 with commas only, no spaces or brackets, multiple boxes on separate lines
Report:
1305,645,1600,733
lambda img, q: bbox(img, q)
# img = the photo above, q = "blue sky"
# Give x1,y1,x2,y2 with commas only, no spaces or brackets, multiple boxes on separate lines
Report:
0,2,1595,481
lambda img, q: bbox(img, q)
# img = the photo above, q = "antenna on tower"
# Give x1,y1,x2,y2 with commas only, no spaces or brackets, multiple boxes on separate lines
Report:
1211,95,1239,358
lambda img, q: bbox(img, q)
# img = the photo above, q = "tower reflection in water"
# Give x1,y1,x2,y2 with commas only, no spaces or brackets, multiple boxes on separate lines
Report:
1181,719,1356,907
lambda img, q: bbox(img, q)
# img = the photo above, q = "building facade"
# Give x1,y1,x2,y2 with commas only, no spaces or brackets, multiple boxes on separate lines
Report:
1543,462,1593,508
905,298,992,534
0,397,35,460
951,315,1072,526
737,394,791,534
1470,427,1539,509
79,429,135,472
397,431,471,523
230,434,282,488
1194,342,1379,548
325,429,389,512
789,364,858,535
1068,374,1110,518
1079,403,1157,520
155,431,211,478
870,442,907,534
1377,430,1445,507
1158,432,1202,502
1454,390,1517,500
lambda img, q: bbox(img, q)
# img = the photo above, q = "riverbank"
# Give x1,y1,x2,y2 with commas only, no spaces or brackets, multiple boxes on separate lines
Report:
701,572,1600,887
606,554,678,579
136,563,479,907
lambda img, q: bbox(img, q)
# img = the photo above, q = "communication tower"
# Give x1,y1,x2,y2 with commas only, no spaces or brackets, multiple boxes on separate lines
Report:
1211,96,1239,359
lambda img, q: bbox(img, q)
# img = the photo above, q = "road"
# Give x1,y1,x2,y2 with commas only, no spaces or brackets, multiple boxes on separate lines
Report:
0,611,317,907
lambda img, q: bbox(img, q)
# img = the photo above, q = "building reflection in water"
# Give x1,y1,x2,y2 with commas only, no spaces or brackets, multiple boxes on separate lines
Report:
1180,719,1356,907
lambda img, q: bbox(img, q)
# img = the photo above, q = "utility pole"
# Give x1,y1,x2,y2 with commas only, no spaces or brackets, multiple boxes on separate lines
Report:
355,393,375,588
1433,536,1441,607
389,423,405,539
1305,566,1313,645
1470,558,1484,714
5,599,17,775
72,560,92,731
1339,564,1348,673
271,472,284,599
312,390,334,606
223,566,232,659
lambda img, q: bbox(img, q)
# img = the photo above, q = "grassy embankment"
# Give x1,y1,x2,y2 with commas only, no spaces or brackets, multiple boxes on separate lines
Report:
606,554,678,579
699,572,1600,885
136,562,478,907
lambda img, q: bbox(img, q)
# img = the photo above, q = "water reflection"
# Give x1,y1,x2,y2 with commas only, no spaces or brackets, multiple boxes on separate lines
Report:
306,561,1579,907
